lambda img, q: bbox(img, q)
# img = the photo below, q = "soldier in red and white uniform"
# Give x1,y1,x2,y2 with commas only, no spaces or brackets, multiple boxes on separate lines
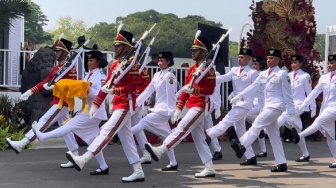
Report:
66,30,145,182
6,38,79,168
145,36,217,178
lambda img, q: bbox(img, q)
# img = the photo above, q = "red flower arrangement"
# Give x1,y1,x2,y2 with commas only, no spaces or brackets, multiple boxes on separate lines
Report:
244,0,321,72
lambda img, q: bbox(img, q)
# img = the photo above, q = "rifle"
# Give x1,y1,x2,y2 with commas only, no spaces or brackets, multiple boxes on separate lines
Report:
47,39,90,86
103,23,156,89
139,29,160,73
188,28,232,87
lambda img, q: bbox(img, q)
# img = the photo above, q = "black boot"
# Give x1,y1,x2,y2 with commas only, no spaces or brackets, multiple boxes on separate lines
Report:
230,139,246,159
212,151,223,160
270,163,287,172
295,155,310,162
240,156,257,166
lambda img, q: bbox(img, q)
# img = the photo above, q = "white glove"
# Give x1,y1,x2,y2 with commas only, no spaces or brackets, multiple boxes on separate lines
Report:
170,109,182,124
230,94,242,104
43,83,54,90
215,109,221,119
289,115,295,124
299,103,307,112
89,105,98,119
101,85,114,94
310,110,316,118
227,92,234,100
20,89,33,101
182,85,194,94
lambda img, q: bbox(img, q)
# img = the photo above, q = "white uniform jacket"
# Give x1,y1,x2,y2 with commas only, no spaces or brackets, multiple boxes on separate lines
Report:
136,68,177,117
303,72,336,115
240,66,295,115
210,71,222,110
217,66,259,110
289,69,316,112
84,68,108,120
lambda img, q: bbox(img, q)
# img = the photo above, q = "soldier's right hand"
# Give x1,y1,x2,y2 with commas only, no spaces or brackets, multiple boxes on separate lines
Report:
299,103,307,112
20,90,33,101
230,95,242,104
170,109,182,125
89,105,98,119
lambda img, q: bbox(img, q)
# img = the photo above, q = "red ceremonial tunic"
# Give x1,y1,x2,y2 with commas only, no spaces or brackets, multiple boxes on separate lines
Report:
177,63,216,110
30,59,77,106
93,59,140,110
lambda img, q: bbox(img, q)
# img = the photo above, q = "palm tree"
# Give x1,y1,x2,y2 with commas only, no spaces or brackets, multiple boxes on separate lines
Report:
0,0,30,32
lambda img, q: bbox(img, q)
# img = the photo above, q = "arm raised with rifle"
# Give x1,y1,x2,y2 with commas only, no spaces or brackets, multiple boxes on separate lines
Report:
101,23,156,93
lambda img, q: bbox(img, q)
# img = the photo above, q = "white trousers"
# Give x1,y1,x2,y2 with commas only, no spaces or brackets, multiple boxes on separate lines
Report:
246,106,267,153
206,106,255,159
131,112,177,165
163,107,212,164
87,109,140,164
25,105,78,152
299,111,336,161
36,113,107,169
240,108,286,164
277,110,309,157
204,110,221,153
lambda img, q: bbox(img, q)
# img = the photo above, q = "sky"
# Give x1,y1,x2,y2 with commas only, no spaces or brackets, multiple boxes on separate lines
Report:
32,0,336,42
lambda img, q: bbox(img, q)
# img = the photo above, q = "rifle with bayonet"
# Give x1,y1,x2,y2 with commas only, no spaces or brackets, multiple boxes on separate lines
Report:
47,38,90,86
188,28,232,88
139,29,160,73
103,23,156,89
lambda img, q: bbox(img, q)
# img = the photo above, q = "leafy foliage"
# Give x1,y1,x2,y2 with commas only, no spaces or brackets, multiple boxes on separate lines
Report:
24,1,52,44
0,0,30,32
0,94,30,151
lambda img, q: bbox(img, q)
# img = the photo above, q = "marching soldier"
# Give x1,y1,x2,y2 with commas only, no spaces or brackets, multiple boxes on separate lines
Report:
205,68,223,160
65,30,145,182
230,48,295,172
145,35,217,178
276,54,315,162
293,54,336,168
131,51,179,171
33,50,110,175
246,56,267,158
6,38,79,168
206,48,259,165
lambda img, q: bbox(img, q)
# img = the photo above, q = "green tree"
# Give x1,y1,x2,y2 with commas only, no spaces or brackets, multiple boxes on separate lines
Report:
229,41,239,59
0,0,30,32
49,16,87,48
24,1,52,45
314,33,325,60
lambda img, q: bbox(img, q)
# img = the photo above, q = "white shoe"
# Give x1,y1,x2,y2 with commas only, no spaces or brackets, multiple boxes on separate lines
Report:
6,137,30,154
60,161,74,168
140,149,151,164
144,143,167,162
122,162,145,182
195,160,216,178
66,151,93,171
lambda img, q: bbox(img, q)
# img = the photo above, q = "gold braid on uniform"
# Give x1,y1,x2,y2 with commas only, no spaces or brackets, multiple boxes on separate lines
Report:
192,87,200,95
177,100,186,110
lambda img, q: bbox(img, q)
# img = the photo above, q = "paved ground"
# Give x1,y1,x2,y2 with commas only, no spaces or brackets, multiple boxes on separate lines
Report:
1,140,336,188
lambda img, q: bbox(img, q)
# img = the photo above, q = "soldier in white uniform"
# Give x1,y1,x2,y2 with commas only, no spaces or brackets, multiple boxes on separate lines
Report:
33,51,110,175
230,49,295,172
145,36,217,178
293,54,336,168
276,55,316,162
245,56,267,158
206,48,259,165
131,51,178,171
205,70,223,160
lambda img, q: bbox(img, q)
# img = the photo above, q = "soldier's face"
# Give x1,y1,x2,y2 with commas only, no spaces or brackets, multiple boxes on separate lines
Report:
114,44,129,58
88,58,99,71
291,60,302,71
238,55,250,66
328,60,336,72
252,62,261,71
191,49,205,62
158,58,169,70
266,56,280,68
